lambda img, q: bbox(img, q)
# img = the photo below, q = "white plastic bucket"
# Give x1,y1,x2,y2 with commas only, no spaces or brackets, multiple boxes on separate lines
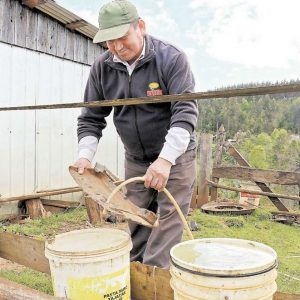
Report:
45,228,132,300
170,238,277,300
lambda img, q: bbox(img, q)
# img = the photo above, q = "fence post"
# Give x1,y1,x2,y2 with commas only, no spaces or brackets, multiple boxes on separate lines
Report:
210,125,226,201
197,134,213,208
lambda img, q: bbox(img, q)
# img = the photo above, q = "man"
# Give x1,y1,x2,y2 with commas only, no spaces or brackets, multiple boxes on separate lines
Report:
75,0,198,268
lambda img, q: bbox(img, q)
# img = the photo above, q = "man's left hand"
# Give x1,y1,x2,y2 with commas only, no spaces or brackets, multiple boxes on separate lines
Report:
144,158,172,192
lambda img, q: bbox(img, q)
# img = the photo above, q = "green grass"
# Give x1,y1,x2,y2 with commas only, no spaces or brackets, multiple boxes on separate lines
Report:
0,268,53,295
186,208,300,294
0,207,88,239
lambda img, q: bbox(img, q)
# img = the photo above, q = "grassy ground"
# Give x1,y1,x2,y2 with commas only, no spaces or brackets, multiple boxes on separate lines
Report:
0,203,299,295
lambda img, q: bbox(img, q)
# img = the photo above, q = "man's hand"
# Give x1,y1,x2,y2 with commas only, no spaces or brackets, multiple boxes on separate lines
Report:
74,158,92,175
144,158,172,192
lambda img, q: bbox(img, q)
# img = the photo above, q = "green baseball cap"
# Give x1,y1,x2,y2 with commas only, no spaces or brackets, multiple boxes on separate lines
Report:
93,0,139,43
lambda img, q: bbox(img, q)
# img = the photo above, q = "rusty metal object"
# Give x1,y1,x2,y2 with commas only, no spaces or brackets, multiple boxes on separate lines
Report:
201,201,256,215
272,214,296,225
69,166,158,228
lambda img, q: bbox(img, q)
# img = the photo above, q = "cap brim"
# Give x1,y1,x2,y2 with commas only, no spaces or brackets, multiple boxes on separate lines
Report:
93,23,131,43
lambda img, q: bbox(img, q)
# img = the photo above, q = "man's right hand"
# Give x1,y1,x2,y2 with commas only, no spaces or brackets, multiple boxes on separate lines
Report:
74,158,92,174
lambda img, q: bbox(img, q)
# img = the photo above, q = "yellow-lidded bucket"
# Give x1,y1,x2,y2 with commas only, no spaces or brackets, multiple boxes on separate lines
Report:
45,228,132,300
170,238,277,300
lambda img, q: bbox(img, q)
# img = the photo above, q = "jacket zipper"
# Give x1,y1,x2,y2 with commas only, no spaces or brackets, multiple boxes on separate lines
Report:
128,73,146,160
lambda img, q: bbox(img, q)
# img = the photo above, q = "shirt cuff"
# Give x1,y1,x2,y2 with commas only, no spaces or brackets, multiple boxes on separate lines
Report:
78,136,98,162
158,127,190,165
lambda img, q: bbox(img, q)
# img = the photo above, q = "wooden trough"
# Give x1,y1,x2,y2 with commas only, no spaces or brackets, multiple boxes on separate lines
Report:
0,232,299,300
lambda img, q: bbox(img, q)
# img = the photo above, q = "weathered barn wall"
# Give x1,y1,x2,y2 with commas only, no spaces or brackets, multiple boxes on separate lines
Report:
0,0,102,64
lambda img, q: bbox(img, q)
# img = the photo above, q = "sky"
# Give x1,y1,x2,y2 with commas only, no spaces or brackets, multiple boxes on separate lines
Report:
57,0,300,91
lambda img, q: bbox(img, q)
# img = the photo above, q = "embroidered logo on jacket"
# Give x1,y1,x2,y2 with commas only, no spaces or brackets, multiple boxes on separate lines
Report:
147,82,163,96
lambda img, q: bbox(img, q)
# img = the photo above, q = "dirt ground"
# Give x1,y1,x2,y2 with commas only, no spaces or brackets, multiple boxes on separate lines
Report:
0,257,24,271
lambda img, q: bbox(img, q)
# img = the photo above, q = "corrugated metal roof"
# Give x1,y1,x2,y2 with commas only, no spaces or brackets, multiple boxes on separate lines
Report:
23,0,105,46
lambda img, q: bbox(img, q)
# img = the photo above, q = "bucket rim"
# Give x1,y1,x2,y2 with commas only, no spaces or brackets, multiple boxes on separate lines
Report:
45,228,131,257
170,238,277,276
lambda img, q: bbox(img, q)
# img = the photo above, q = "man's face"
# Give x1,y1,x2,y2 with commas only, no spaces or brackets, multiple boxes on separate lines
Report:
106,19,145,64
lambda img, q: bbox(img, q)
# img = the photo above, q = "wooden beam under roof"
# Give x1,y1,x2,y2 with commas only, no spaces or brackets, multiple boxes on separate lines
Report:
22,0,47,9
66,20,88,31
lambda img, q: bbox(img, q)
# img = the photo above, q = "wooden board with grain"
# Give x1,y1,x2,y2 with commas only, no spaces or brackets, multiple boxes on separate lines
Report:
227,144,289,211
0,232,50,274
69,166,158,227
130,262,173,300
213,166,300,185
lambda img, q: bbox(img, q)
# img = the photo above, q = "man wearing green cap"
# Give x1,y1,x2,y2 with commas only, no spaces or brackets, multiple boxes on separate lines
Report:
75,0,198,268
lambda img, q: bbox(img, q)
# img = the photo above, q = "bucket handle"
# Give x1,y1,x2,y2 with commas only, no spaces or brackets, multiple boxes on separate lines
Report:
107,176,194,240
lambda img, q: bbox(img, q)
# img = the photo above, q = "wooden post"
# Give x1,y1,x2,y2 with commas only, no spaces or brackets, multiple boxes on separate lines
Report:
25,198,48,219
84,196,105,225
190,133,200,209
210,125,226,201
197,134,213,208
227,144,289,212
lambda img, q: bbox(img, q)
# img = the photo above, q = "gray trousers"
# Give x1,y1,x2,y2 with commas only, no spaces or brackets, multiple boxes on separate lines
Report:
125,149,196,268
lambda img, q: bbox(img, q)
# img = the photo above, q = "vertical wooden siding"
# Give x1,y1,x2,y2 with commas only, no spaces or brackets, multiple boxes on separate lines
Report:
0,0,104,64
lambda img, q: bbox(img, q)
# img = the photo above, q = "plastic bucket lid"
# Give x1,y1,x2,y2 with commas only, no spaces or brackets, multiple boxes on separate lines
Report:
45,228,131,257
170,238,277,277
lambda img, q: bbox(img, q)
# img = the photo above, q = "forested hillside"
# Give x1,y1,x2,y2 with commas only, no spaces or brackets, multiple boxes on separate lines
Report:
197,81,300,172
197,81,300,137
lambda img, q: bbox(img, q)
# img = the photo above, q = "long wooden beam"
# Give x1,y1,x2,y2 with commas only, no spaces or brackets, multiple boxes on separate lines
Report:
0,187,82,203
213,166,300,185
1,83,300,111
22,0,47,9
0,233,299,300
207,180,300,201
227,144,289,211
0,278,66,300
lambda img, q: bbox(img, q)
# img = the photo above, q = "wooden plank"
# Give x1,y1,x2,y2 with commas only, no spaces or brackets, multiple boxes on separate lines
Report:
85,196,105,225
197,134,213,207
37,12,48,53
40,198,79,208
0,187,82,203
273,292,300,300
65,30,75,60
0,277,66,300
0,232,50,274
227,144,289,212
47,18,57,56
213,166,300,186
22,0,47,9
25,8,38,49
65,20,87,31
87,39,95,65
130,262,173,300
0,0,5,41
2,0,15,44
207,180,300,202
82,35,89,64
14,0,26,47
2,83,300,112
56,25,67,58
74,34,86,63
